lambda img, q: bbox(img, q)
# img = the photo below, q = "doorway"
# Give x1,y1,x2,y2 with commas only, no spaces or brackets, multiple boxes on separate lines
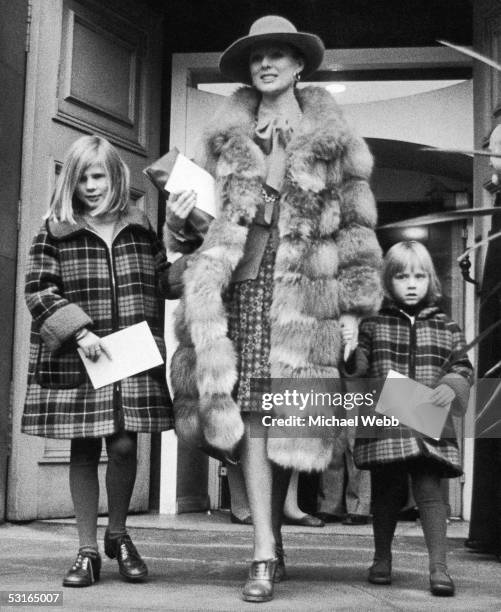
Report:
165,47,474,517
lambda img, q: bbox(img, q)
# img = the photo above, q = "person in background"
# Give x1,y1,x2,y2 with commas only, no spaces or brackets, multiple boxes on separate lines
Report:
22,135,172,587
228,464,324,527
317,427,371,525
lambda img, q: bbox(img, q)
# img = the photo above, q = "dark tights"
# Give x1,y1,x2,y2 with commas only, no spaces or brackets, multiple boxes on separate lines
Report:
70,431,138,551
371,460,448,571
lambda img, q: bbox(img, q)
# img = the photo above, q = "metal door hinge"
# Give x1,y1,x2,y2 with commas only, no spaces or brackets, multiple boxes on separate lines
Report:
25,0,33,53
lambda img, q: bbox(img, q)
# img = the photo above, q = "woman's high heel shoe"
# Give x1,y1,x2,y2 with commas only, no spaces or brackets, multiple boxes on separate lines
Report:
429,567,455,596
242,558,278,602
63,549,101,588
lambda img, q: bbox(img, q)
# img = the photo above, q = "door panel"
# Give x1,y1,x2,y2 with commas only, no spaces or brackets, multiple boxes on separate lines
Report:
8,0,162,520
166,86,225,511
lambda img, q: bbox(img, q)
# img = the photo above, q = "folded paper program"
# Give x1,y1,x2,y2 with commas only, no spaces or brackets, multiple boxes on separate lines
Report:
78,321,163,389
375,370,451,441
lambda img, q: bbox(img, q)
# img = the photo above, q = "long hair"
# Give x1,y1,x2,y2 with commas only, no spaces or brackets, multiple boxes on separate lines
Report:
383,240,442,304
45,135,130,223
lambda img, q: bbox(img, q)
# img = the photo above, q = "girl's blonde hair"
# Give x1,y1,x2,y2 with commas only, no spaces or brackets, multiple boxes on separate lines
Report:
45,135,130,223
383,240,442,304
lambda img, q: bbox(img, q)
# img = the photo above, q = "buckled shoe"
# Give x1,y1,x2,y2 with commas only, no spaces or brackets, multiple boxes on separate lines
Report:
104,530,148,582
63,549,101,587
242,558,278,602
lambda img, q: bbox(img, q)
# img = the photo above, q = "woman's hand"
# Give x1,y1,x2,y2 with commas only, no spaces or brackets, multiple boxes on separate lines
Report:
76,330,112,362
339,314,360,361
166,190,197,232
430,384,455,407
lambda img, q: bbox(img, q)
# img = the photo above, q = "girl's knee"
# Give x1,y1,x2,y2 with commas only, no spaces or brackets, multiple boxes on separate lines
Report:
70,437,102,467
106,431,137,462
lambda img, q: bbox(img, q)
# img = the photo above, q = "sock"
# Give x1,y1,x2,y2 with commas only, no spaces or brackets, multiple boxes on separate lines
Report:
371,466,408,563
412,469,448,572
105,431,137,535
70,438,101,550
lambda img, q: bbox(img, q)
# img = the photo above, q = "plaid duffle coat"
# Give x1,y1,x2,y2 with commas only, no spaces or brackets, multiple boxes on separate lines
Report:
22,206,173,439
350,300,473,477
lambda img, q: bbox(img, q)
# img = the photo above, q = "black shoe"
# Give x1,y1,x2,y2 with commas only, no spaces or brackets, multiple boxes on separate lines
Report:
315,512,345,523
242,559,277,603
368,559,392,585
63,549,101,588
342,514,370,526
464,538,500,555
283,513,324,527
430,568,455,596
230,512,252,525
274,544,287,583
104,530,148,582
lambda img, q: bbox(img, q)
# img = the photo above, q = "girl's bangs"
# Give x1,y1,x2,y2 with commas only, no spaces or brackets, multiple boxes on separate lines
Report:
392,249,426,274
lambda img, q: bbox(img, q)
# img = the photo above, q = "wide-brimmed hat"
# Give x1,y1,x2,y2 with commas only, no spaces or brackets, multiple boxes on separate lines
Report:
219,15,325,84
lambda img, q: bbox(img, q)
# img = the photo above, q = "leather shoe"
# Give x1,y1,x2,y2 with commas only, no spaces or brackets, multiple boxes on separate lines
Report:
242,559,277,602
274,544,287,583
429,568,455,596
342,514,370,526
104,530,148,582
63,549,101,587
368,559,392,585
315,512,345,523
283,513,324,527
230,512,252,525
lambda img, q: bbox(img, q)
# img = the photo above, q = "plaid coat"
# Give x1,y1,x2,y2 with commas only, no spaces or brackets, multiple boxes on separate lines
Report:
22,206,173,439
351,300,473,477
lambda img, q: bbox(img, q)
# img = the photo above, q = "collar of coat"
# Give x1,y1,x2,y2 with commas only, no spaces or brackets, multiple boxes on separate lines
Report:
381,298,442,320
201,85,373,183
47,205,151,240
170,85,381,473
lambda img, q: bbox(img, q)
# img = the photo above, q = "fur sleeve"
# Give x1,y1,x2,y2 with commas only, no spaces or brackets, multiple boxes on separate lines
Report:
335,131,383,316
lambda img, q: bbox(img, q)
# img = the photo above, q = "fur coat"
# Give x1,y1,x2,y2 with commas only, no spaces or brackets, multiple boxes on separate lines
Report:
168,86,383,472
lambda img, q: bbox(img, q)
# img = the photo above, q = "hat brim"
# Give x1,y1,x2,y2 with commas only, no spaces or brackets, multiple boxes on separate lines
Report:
219,32,325,84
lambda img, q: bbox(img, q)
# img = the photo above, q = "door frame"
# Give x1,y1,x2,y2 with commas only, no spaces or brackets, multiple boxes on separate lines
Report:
167,47,475,517
8,0,163,520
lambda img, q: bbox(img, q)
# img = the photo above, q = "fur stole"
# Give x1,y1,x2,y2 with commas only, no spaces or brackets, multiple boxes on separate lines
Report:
169,86,382,471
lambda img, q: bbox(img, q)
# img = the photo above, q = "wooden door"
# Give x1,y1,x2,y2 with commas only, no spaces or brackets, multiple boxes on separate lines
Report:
165,84,226,511
7,0,163,520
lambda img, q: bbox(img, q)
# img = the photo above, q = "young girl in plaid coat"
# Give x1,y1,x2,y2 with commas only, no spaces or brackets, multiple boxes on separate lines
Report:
22,136,172,587
344,241,473,597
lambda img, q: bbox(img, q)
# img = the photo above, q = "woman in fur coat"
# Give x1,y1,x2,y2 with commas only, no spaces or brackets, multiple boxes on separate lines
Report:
165,15,382,602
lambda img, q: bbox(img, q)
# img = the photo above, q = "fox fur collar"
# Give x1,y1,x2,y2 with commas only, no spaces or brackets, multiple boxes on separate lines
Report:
170,86,382,472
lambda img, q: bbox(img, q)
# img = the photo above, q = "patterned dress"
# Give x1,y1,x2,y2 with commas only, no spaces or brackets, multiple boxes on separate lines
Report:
226,111,295,413
227,227,277,412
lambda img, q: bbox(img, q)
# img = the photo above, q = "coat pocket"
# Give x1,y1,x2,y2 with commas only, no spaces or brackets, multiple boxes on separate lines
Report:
35,343,86,389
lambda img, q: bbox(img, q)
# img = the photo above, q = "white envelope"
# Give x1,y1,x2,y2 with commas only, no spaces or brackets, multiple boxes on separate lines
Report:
375,370,451,441
165,151,218,218
78,321,164,389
